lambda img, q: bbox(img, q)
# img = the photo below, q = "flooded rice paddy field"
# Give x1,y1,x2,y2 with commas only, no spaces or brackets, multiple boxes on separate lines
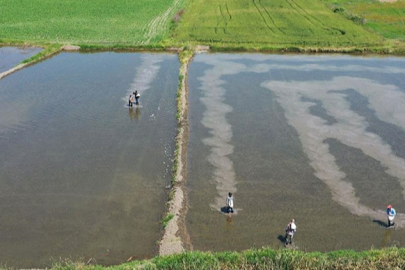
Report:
0,46,42,73
187,53,405,253
0,52,179,268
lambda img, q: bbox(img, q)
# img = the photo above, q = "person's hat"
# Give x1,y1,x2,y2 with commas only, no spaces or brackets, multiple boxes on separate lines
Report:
387,205,392,209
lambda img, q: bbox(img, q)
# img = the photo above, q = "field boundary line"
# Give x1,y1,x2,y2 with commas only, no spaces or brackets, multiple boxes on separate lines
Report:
258,0,285,34
285,0,316,32
225,3,232,20
143,0,185,44
292,0,333,30
252,0,276,34
159,51,193,256
0,46,61,81
219,5,229,34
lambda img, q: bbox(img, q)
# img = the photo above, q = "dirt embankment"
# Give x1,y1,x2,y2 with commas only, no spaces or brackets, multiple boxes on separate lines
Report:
158,50,195,255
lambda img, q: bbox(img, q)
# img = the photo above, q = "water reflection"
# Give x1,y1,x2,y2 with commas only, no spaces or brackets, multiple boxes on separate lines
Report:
187,53,405,254
0,46,42,74
128,107,141,121
0,52,179,268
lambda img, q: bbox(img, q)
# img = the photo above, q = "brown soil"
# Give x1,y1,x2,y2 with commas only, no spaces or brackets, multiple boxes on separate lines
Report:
158,52,193,255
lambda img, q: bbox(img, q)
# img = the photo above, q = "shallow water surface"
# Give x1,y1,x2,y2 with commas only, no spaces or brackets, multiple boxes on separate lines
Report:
187,53,405,253
0,52,179,267
0,46,42,73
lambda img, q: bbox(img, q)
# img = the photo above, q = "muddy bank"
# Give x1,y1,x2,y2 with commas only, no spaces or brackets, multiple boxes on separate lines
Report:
0,45,60,81
159,51,194,255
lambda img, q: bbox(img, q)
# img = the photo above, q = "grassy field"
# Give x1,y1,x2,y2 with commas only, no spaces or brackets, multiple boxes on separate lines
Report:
44,247,405,270
170,0,386,49
1,0,404,52
0,0,184,45
323,0,405,41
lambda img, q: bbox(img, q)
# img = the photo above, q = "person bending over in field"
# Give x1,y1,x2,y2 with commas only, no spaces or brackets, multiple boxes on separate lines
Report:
285,219,297,245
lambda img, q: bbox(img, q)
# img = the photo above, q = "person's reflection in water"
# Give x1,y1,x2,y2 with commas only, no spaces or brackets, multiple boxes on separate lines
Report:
128,108,135,121
381,229,393,248
129,107,141,121
135,107,141,120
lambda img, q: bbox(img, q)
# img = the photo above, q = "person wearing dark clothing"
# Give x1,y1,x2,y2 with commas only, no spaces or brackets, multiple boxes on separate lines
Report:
285,219,297,245
133,90,140,105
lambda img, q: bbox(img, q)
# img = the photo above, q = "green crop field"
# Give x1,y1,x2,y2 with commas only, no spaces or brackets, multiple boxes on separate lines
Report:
171,0,385,49
323,0,405,41
0,0,184,45
1,0,404,52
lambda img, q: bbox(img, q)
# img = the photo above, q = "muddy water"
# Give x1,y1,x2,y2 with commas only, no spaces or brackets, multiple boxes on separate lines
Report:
0,46,42,73
0,52,179,268
187,54,405,253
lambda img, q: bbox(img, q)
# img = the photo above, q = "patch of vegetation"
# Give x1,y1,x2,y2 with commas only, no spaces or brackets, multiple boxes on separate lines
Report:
332,5,366,25
161,213,174,229
323,0,405,41
21,44,61,64
1,0,404,53
0,0,185,45
171,0,383,49
44,247,405,270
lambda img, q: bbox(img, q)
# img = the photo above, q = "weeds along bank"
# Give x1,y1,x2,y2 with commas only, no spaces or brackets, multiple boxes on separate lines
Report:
49,247,405,270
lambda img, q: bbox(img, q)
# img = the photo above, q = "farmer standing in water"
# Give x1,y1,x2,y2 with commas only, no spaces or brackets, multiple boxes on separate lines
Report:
285,219,297,245
128,94,134,107
226,192,234,213
387,205,396,227
133,90,140,105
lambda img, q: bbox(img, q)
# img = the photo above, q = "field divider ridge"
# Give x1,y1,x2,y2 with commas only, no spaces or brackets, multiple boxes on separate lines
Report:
159,49,195,256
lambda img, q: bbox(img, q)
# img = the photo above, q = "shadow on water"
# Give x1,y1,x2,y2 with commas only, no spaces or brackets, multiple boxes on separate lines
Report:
373,219,388,228
220,206,229,213
277,235,286,244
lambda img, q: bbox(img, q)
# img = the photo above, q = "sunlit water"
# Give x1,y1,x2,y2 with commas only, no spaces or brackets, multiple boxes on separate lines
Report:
0,52,179,268
187,53,405,253
0,46,42,73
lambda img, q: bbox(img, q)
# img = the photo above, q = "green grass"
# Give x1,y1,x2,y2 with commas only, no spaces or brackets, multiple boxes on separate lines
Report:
161,213,174,229
42,247,405,270
323,0,405,41
170,0,385,49
0,0,185,45
1,0,405,53
21,44,61,64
